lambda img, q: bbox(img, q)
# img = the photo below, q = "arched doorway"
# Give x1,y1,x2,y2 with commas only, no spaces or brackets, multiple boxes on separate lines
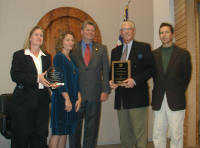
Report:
37,7,102,58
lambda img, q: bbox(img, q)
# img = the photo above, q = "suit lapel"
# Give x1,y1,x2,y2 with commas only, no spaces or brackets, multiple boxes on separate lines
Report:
156,47,165,74
41,55,48,72
128,42,136,61
114,45,123,61
24,54,37,74
24,51,49,73
89,42,98,64
75,41,101,67
79,41,98,67
76,42,86,67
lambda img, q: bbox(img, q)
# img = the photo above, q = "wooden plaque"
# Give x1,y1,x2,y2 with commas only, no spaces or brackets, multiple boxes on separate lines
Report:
112,60,131,84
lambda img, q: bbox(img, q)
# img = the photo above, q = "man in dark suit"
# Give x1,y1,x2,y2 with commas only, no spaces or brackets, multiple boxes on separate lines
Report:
109,20,154,148
69,20,110,148
152,22,192,148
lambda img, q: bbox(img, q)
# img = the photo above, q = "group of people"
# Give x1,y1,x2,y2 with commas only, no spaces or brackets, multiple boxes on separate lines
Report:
10,20,192,148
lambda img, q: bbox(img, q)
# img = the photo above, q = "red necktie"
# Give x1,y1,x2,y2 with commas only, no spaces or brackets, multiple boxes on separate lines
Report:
84,44,91,66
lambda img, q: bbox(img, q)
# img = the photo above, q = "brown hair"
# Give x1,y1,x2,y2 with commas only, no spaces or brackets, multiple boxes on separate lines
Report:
159,22,174,34
55,31,75,53
23,25,45,49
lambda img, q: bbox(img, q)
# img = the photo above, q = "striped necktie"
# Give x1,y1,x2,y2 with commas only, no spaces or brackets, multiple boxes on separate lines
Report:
121,44,128,60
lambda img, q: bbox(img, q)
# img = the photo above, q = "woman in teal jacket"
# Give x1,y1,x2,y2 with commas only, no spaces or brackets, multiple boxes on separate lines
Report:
49,32,82,148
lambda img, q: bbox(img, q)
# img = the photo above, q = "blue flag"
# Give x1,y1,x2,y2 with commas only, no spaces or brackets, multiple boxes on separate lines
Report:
117,0,130,46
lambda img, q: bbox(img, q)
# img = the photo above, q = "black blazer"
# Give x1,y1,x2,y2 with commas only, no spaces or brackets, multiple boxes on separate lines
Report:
110,40,154,109
152,45,192,111
10,49,51,108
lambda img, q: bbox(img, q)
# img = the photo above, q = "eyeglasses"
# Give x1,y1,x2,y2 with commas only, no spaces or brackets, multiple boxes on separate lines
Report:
120,28,133,32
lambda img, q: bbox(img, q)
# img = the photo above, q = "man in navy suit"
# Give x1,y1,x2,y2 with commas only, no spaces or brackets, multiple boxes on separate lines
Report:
109,20,154,148
152,22,192,148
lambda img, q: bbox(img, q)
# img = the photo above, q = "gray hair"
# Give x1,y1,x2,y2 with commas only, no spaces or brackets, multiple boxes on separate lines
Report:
120,20,135,29
81,20,96,30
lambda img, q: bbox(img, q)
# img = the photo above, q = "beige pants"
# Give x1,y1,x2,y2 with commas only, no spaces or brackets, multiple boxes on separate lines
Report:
117,107,148,148
153,94,185,148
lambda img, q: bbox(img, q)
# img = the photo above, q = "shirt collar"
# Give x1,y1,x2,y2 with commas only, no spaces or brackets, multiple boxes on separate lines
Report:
81,40,93,48
24,48,46,57
124,40,133,47
123,40,133,50
161,44,174,50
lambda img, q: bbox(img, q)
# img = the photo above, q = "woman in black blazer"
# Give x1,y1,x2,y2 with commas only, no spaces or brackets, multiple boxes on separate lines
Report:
10,26,51,148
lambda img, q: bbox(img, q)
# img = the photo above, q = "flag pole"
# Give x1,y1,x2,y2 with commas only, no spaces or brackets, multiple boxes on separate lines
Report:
117,0,132,46
124,0,131,21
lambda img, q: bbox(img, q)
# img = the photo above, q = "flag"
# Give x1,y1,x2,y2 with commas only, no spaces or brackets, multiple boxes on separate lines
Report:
124,3,129,21
116,0,131,46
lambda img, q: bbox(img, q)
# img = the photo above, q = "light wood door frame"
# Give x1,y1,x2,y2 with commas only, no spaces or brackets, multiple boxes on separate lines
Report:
174,0,200,146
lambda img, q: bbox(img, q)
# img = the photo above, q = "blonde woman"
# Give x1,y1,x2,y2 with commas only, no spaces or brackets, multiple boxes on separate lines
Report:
10,26,51,148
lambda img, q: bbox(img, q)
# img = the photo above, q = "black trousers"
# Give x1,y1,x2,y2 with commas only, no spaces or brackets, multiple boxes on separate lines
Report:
69,100,101,148
11,90,49,148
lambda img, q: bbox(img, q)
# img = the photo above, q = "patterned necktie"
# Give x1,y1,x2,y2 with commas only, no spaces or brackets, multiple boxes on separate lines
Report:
121,44,128,60
84,44,91,66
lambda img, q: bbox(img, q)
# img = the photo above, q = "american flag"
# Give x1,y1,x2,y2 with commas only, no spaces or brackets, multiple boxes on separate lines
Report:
117,0,131,46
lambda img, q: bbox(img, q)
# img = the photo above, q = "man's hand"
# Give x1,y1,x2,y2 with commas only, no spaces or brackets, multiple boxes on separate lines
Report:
109,80,119,89
121,78,135,88
100,92,108,102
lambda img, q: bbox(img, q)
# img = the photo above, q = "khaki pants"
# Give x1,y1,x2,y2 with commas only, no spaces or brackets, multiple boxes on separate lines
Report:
153,94,185,148
117,107,148,148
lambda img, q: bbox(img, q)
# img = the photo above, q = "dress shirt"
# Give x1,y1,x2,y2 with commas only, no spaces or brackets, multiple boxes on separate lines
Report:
122,40,133,60
24,49,46,89
122,40,136,85
81,40,93,58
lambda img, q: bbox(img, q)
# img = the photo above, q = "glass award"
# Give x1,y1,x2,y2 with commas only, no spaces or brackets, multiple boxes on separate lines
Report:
112,60,131,84
46,66,64,86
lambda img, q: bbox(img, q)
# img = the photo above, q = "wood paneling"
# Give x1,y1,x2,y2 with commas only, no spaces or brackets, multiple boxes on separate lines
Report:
174,0,188,146
194,0,200,144
174,0,200,146
37,7,102,59
174,0,187,49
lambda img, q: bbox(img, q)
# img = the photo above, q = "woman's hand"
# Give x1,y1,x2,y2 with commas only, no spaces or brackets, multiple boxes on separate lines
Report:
75,98,81,112
38,71,50,87
50,82,61,89
62,92,72,112
75,92,82,112
65,98,72,112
